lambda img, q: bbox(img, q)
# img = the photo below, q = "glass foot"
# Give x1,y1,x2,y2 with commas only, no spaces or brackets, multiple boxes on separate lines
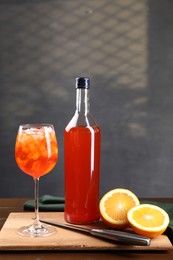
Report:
17,224,57,237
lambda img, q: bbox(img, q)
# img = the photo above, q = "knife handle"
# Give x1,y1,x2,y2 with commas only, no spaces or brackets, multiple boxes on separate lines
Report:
90,229,151,246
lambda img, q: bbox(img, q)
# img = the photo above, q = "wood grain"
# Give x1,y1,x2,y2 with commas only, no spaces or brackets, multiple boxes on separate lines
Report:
0,212,171,251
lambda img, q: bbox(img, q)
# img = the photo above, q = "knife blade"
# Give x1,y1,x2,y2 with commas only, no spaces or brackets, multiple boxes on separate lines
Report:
40,219,151,246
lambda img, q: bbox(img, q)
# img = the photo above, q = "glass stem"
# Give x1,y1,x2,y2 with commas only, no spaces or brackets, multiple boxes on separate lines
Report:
33,177,41,228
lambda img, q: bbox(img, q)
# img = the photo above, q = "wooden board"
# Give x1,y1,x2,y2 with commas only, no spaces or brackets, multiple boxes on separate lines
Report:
0,212,172,251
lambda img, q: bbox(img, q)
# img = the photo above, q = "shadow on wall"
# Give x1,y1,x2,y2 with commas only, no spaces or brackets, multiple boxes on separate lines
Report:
0,0,173,197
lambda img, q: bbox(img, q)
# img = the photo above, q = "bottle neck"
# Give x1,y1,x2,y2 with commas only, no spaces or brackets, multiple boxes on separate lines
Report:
76,88,90,114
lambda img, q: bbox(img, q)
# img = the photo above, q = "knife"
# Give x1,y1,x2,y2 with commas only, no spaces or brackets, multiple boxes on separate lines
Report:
40,219,151,246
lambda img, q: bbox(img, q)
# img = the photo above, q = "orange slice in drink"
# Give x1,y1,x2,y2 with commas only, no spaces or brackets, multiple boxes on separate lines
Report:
127,204,170,238
99,188,140,229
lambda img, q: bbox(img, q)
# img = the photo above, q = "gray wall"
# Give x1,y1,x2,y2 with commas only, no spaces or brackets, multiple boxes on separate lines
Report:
0,0,173,198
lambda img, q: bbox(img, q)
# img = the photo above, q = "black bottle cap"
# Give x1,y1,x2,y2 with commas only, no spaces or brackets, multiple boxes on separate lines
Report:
76,77,90,89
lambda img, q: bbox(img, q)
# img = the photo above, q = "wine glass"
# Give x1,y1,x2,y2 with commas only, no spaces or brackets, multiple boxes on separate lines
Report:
15,124,58,237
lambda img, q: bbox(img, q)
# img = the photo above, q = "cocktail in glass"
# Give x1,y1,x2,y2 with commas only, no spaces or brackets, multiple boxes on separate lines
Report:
15,124,58,237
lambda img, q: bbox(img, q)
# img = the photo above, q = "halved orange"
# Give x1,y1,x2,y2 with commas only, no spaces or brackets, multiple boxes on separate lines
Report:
127,204,170,238
99,188,140,229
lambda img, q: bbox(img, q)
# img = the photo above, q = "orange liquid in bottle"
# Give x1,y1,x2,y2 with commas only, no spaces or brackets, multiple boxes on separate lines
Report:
15,128,58,178
64,125,100,224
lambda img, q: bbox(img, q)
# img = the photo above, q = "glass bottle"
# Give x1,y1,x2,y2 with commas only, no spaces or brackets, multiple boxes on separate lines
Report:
64,77,101,224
